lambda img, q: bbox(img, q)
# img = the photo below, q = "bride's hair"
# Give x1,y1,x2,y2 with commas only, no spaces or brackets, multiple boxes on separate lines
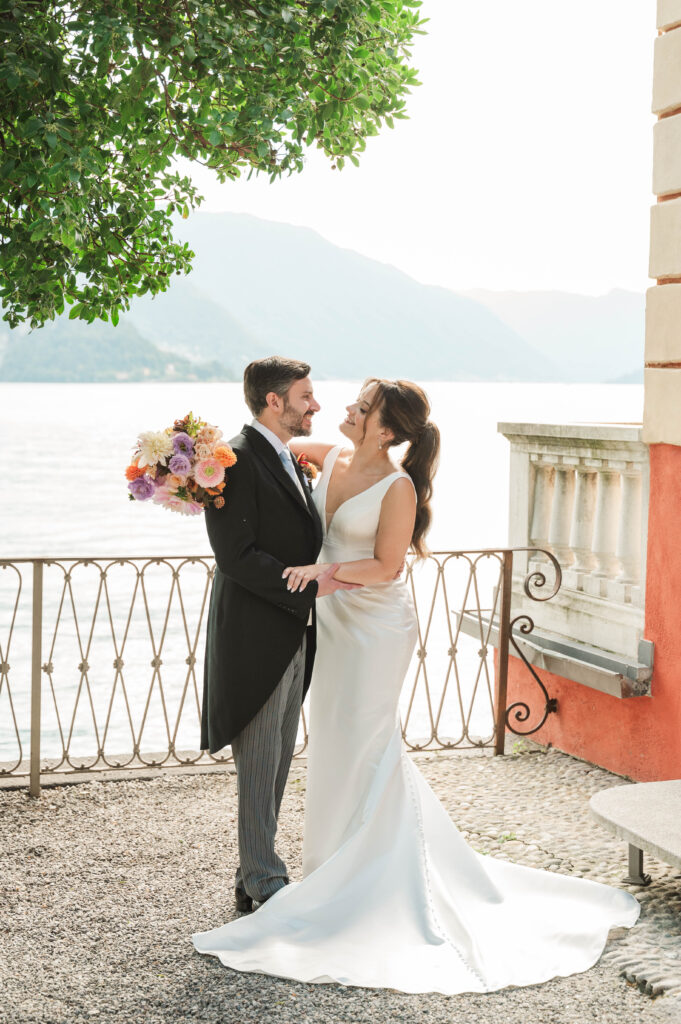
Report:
363,379,440,557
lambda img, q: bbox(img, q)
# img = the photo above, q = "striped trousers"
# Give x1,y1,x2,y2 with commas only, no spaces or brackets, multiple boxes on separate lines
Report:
231,635,306,902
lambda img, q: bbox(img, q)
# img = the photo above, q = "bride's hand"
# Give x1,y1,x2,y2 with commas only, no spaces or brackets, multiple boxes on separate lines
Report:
282,563,331,593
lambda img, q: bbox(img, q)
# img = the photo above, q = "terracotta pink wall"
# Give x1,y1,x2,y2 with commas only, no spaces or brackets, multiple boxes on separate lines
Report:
504,444,681,780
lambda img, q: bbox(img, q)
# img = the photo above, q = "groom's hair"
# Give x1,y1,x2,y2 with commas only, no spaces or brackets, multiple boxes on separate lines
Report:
243,356,311,416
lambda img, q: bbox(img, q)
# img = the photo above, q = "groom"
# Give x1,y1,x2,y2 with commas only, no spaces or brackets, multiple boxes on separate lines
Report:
201,356,349,913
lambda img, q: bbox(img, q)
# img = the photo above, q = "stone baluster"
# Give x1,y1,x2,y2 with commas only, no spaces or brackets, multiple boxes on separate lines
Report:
569,466,598,572
499,422,648,662
529,462,555,557
616,470,642,585
591,469,622,580
548,463,576,566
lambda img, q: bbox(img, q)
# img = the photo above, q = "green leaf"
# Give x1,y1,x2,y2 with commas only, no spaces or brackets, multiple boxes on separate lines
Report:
0,1,422,329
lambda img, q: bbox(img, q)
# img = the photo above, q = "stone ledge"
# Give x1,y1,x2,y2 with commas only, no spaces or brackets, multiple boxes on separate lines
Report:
590,781,681,872
459,611,653,699
498,422,647,467
513,576,645,662
498,422,644,445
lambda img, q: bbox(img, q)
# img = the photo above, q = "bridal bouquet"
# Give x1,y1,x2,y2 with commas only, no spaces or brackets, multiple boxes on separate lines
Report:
126,412,236,516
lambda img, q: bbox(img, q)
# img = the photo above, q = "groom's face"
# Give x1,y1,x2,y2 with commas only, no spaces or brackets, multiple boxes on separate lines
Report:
280,376,320,438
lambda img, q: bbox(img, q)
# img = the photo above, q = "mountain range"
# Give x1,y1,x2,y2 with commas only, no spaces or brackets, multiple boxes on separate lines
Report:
462,289,645,384
0,213,645,383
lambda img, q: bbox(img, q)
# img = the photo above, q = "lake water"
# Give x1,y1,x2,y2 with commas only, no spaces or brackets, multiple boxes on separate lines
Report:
0,382,643,763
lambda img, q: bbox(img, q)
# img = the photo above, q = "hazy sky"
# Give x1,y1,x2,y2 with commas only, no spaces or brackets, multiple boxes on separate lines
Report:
183,1,655,296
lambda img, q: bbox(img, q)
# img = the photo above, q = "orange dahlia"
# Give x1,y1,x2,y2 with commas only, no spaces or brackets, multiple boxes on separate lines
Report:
213,444,237,469
125,460,145,481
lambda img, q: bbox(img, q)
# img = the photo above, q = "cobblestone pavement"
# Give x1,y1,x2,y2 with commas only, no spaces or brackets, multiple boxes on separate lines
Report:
1,746,680,1024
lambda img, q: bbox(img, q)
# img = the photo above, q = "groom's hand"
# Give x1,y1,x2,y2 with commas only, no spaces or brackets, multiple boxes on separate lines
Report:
315,563,361,597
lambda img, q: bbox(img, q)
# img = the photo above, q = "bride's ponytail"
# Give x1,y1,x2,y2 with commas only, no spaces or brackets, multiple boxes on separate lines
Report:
401,419,440,557
363,379,441,557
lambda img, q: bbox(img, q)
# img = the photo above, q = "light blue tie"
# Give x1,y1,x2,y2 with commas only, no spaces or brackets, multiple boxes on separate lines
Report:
279,448,305,497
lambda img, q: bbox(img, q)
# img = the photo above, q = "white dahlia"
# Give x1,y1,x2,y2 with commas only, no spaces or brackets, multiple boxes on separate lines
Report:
137,430,174,468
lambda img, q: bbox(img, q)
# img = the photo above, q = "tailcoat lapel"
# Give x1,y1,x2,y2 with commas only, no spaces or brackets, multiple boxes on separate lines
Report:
294,457,323,548
241,424,313,518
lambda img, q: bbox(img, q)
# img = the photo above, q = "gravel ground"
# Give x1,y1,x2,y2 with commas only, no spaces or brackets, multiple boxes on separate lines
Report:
2,746,680,1024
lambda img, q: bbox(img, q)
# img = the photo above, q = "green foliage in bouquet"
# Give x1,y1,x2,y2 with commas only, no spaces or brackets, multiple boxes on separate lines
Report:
0,1,423,329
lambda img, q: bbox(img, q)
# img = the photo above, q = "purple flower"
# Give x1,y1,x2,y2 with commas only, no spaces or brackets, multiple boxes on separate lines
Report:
168,453,192,477
128,475,155,501
173,432,194,455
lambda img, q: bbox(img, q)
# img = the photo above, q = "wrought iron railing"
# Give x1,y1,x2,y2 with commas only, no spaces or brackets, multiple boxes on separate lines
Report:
0,549,561,795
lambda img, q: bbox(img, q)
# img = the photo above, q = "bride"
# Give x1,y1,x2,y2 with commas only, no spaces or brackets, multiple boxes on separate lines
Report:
193,378,639,994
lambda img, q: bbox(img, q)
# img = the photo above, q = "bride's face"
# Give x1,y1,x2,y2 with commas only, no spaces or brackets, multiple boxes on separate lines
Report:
340,384,390,449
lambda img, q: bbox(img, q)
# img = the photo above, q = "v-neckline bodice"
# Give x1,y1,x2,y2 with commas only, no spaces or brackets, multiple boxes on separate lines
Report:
321,446,403,535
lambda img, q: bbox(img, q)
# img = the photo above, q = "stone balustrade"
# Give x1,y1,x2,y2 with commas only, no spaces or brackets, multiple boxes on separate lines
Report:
499,423,649,672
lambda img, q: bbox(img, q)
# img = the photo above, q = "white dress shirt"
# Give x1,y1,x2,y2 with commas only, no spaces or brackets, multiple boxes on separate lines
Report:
250,419,306,498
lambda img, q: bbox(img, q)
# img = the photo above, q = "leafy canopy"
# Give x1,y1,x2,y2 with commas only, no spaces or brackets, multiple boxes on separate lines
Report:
0,1,423,328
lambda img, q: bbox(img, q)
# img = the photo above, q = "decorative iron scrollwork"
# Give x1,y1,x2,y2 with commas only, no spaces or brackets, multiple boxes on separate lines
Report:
505,614,559,735
520,548,562,601
504,551,562,736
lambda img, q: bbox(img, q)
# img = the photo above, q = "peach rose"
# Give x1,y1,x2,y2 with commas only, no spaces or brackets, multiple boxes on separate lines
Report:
198,425,222,445
166,474,186,492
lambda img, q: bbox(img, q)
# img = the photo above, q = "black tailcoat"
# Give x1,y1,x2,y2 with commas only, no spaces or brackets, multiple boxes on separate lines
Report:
201,424,323,754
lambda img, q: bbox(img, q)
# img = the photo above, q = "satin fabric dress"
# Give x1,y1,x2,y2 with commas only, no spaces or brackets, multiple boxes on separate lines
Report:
193,446,639,994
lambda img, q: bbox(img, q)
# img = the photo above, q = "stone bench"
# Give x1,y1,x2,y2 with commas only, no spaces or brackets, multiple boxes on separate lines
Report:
590,780,681,885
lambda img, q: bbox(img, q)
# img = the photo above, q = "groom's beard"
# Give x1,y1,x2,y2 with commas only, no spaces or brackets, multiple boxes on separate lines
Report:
281,399,314,437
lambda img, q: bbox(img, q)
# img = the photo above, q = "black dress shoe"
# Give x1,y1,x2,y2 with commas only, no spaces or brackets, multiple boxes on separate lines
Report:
253,882,290,909
235,885,253,913
252,894,273,910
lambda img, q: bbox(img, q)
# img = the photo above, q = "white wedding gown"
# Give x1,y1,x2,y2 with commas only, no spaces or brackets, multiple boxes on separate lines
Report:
193,446,639,994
